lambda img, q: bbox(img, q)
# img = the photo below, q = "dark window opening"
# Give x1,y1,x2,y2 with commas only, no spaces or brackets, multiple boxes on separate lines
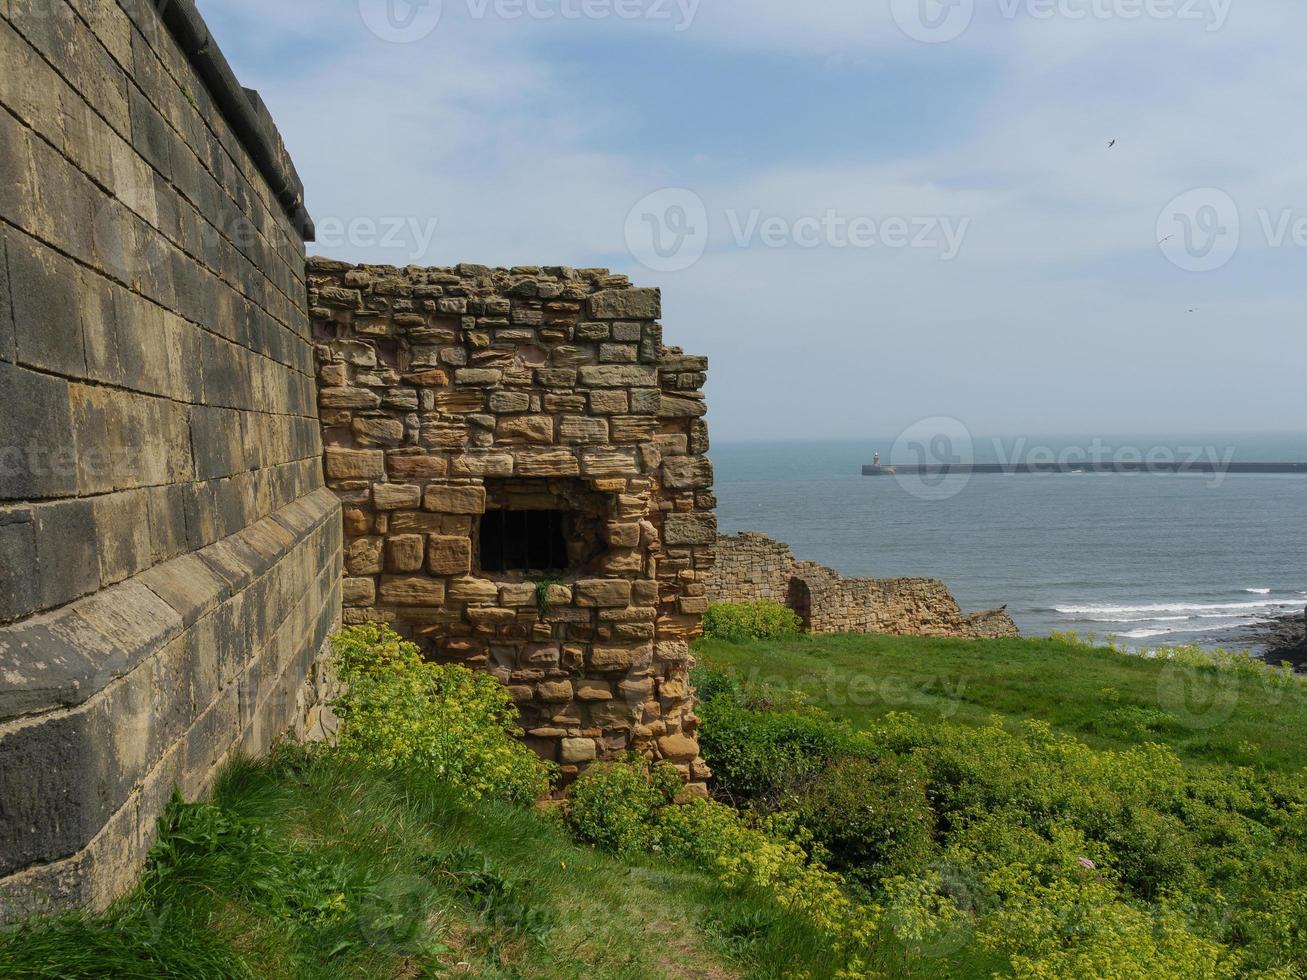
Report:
479,510,570,573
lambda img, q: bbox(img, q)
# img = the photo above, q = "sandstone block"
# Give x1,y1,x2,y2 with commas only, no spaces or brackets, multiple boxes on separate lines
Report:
657,733,699,762
588,288,660,320
537,680,574,703
450,454,513,477
560,737,597,764
326,448,385,480
575,680,613,701
343,578,376,607
423,485,486,514
454,368,501,387
447,577,499,605
378,576,445,606
347,537,384,575
427,535,472,575
558,416,609,444
589,643,653,672
577,365,657,388
387,454,449,479
386,534,425,572
488,391,530,413
575,579,631,608
579,448,639,478
319,387,381,410
497,415,554,444
514,449,580,478
663,513,716,546
589,390,628,414
372,483,422,510
353,417,406,446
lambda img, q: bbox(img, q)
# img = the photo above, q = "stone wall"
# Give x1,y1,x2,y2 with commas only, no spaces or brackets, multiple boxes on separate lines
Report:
708,533,1018,639
0,0,338,918
310,260,714,788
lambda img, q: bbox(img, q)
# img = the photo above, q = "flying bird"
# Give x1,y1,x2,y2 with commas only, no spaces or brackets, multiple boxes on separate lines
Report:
1157,234,1175,245
1107,139,1117,148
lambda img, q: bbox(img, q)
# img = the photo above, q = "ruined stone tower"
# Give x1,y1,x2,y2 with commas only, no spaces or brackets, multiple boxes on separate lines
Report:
310,261,715,787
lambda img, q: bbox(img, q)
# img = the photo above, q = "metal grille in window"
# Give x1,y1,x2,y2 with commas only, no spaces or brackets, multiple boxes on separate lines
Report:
479,510,569,573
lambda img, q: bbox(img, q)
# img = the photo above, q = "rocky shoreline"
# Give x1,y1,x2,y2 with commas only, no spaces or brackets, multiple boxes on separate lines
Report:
1236,610,1307,670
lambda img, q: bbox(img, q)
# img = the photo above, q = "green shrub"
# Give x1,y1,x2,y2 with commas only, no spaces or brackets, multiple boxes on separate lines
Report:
566,759,680,855
331,624,553,805
696,689,864,805
794,755,938,889
703,601,802,642
693,659,1307,976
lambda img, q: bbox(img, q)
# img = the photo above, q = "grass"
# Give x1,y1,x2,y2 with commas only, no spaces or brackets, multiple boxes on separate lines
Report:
0,749,836,979
695,632,1307,772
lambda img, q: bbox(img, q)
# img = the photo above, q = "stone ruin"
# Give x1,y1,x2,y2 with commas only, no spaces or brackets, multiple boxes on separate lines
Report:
309,259,715,788
707,532,1019,639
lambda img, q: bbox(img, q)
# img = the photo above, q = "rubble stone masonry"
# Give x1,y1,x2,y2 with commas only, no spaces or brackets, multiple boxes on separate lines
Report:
708,532,1018,639
0,0,338,918
310,260,715,787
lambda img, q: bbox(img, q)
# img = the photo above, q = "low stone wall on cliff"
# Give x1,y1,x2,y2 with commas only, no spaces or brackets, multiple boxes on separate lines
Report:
310,260,715,788
707,532,1018,639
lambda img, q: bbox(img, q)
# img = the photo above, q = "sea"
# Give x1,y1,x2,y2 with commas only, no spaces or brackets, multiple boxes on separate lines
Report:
710,434,1307,652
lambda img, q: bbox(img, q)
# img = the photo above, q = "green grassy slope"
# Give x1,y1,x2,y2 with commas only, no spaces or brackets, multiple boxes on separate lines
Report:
0,751,834,980
695,633,1307,772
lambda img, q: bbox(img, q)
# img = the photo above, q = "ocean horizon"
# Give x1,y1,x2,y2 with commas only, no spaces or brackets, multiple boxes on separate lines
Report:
710,433,1307,651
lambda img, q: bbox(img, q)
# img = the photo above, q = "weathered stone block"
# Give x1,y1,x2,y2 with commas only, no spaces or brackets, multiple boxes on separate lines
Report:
423,485,486,514
427,535,472,575
663,513,717,546
514,449,580,478
326,448,385,480
378,576,445,606
372,483,422,511
353,417,405,446
560,737,597,764
446,577,499,605
346,537,384,576
497,415,554,444
574,579,631,608
558,416,609,444
343,577,376,606
588,288,660,320
589,643,653,672
577,365,657,388
387,454,448,480
386,534,426,572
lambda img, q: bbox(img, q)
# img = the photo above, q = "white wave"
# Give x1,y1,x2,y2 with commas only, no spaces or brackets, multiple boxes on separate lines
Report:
1056,599,1300,618
1244,588,1272,595
1120,623,1249,640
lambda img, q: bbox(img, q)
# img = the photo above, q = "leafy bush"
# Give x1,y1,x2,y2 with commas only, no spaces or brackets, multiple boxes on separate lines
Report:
331,624,552,805
703,601,802,642
566,759,864,943
794,756,937,889
566,759,681,855
693,663,1307,976
694,677,862,805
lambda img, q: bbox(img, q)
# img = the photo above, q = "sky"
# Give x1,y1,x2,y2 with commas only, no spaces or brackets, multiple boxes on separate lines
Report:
199,0,1307,443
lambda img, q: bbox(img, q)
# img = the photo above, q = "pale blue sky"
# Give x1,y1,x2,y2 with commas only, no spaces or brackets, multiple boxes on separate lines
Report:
201,0,1307,442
